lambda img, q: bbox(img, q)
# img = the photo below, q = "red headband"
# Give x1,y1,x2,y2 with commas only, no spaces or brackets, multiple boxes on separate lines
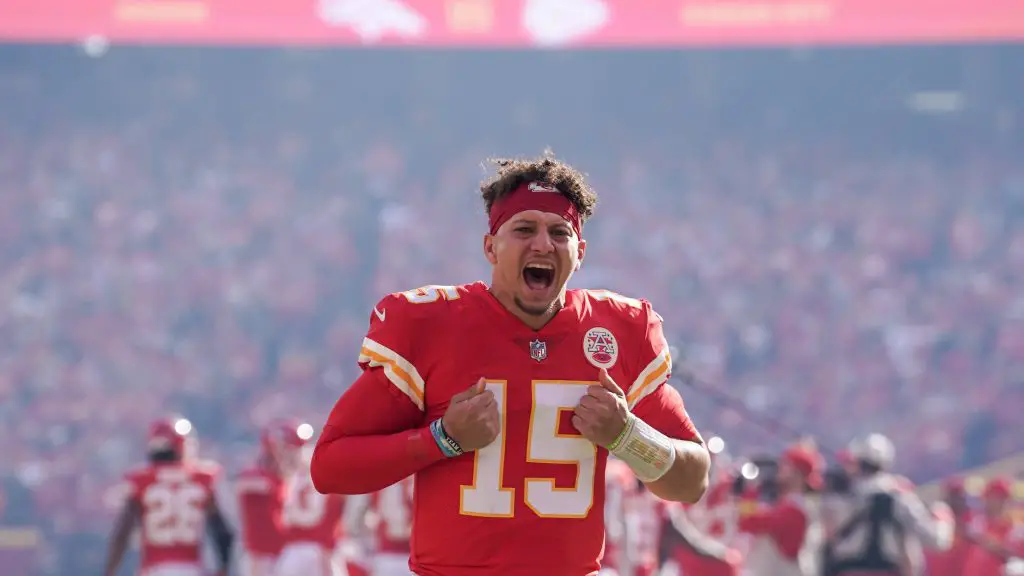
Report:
488,181,582,238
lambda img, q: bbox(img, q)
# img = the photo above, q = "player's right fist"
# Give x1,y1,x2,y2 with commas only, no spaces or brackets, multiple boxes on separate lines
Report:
442,378,500,452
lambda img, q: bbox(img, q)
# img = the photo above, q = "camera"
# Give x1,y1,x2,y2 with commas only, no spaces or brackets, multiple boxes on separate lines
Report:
823,466,853,495
731,455,780,502
731,455,853,501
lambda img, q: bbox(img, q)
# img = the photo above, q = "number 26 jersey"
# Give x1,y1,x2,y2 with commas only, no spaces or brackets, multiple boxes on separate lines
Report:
120,462,219,569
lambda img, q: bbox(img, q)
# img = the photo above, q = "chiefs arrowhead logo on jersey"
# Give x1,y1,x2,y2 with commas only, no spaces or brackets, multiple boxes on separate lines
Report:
583,327,618,369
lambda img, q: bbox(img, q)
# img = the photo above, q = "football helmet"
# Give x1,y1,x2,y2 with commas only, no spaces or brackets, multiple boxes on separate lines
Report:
147,416,196,461
260,419,315,473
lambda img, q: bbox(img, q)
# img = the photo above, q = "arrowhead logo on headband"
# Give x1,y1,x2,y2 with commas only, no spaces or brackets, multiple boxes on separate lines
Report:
488,180,582,238
528,182,560,193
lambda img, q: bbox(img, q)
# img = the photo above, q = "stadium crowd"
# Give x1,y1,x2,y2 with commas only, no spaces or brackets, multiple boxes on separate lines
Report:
0,47,1022,574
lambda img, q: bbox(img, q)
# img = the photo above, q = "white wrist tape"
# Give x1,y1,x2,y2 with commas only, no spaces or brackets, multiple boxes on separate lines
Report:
610,414,676,482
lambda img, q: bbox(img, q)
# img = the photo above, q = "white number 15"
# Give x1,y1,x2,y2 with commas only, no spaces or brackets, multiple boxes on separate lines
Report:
459,380,598,519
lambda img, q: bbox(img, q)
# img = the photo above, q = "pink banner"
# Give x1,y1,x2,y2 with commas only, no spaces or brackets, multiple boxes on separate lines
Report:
0,0,1021,47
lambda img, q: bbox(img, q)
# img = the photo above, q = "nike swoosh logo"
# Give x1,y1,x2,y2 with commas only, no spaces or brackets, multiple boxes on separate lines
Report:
373,307,386,322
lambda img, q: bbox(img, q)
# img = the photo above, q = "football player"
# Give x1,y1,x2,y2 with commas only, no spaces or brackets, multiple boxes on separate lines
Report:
103,417,233,576
236,419,313,576
276,438,347,576
604,457,668,576
312,154,710,575
347,477,415,576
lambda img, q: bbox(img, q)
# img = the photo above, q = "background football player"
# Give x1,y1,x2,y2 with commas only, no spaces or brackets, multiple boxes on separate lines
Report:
103,416,233,576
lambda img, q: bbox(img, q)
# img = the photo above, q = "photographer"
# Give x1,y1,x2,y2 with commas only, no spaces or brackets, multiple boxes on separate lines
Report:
735,441,825,576
824,434,953,576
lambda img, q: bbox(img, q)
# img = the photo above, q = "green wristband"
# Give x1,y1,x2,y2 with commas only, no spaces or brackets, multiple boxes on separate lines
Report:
607,414,635,451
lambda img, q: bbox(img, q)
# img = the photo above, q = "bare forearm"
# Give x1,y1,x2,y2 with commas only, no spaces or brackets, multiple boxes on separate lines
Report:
104,537,128,576
311,425,444,494
104,505,136,576
645,440,710,503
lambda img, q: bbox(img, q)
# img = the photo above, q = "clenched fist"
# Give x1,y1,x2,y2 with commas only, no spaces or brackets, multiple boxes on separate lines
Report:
573,368,630,448
441,378,501,452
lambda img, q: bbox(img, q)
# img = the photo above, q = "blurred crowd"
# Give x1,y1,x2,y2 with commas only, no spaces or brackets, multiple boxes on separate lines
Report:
0,45,1022,573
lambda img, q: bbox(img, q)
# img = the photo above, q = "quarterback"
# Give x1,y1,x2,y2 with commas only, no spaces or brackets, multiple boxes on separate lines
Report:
312,155,710,575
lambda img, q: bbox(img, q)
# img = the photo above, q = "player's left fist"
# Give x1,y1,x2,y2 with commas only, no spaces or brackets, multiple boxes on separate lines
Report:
573,368,630,448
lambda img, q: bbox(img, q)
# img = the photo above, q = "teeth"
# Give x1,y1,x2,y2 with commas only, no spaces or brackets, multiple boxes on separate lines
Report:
526,263,554,270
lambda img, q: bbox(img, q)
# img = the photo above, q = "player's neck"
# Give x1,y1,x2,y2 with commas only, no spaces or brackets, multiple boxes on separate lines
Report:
488,286,565,331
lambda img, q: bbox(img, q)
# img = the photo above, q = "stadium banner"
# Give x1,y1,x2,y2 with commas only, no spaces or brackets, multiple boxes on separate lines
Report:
1,0,1022,47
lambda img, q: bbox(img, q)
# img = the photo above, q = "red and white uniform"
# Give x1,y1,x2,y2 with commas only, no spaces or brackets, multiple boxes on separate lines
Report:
235,465,286,576
603,460,666,576
368,477,415,576
276,471,347,576
334,283,702,575
673,477,743,576
924,509,973,576
604,459,634,575
962,514,1024,576
623,489,668,576
121,461,220,576
739,493,822,576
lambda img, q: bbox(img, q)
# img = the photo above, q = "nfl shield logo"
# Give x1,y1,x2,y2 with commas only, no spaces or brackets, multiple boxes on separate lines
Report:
529,339,548,362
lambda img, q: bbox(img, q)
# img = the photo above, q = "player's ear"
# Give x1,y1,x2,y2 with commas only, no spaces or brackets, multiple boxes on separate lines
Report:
575,238,586,271
483,234,498,266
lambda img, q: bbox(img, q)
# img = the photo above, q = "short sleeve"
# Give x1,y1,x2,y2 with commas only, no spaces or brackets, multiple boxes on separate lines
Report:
358,293,427,411
625,302,672,410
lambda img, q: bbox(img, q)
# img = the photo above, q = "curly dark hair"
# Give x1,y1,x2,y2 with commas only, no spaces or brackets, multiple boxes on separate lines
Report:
480,151,598,225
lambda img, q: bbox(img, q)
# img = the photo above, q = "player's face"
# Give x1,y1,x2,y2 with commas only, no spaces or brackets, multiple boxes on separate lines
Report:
484,210,586,318
272,444,301,474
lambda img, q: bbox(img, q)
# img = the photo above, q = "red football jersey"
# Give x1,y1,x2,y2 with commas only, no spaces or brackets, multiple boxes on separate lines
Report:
962,515,1024,576
924,508,972,576
605,459,666,576
236,464,287,556
371,477,414,554
121,461,219,569
281,471,346,549
604,458,634,573
674,475,744,576
359,282,700,575
624,491,668,576
686,475,739,542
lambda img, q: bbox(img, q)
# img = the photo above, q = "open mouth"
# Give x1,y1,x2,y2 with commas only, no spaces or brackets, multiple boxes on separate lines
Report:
522,263,555,292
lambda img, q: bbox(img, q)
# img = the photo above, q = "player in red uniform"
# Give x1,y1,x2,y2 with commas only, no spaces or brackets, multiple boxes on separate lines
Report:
666,472,743,576
603,459,671,576
103,417,233,576
236,419,314,576
311,155,711,575
923,478,973,576
962,477,1024,576
276,444,348,576
345,477,417,576
369,477,416,576
604,457,635,575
